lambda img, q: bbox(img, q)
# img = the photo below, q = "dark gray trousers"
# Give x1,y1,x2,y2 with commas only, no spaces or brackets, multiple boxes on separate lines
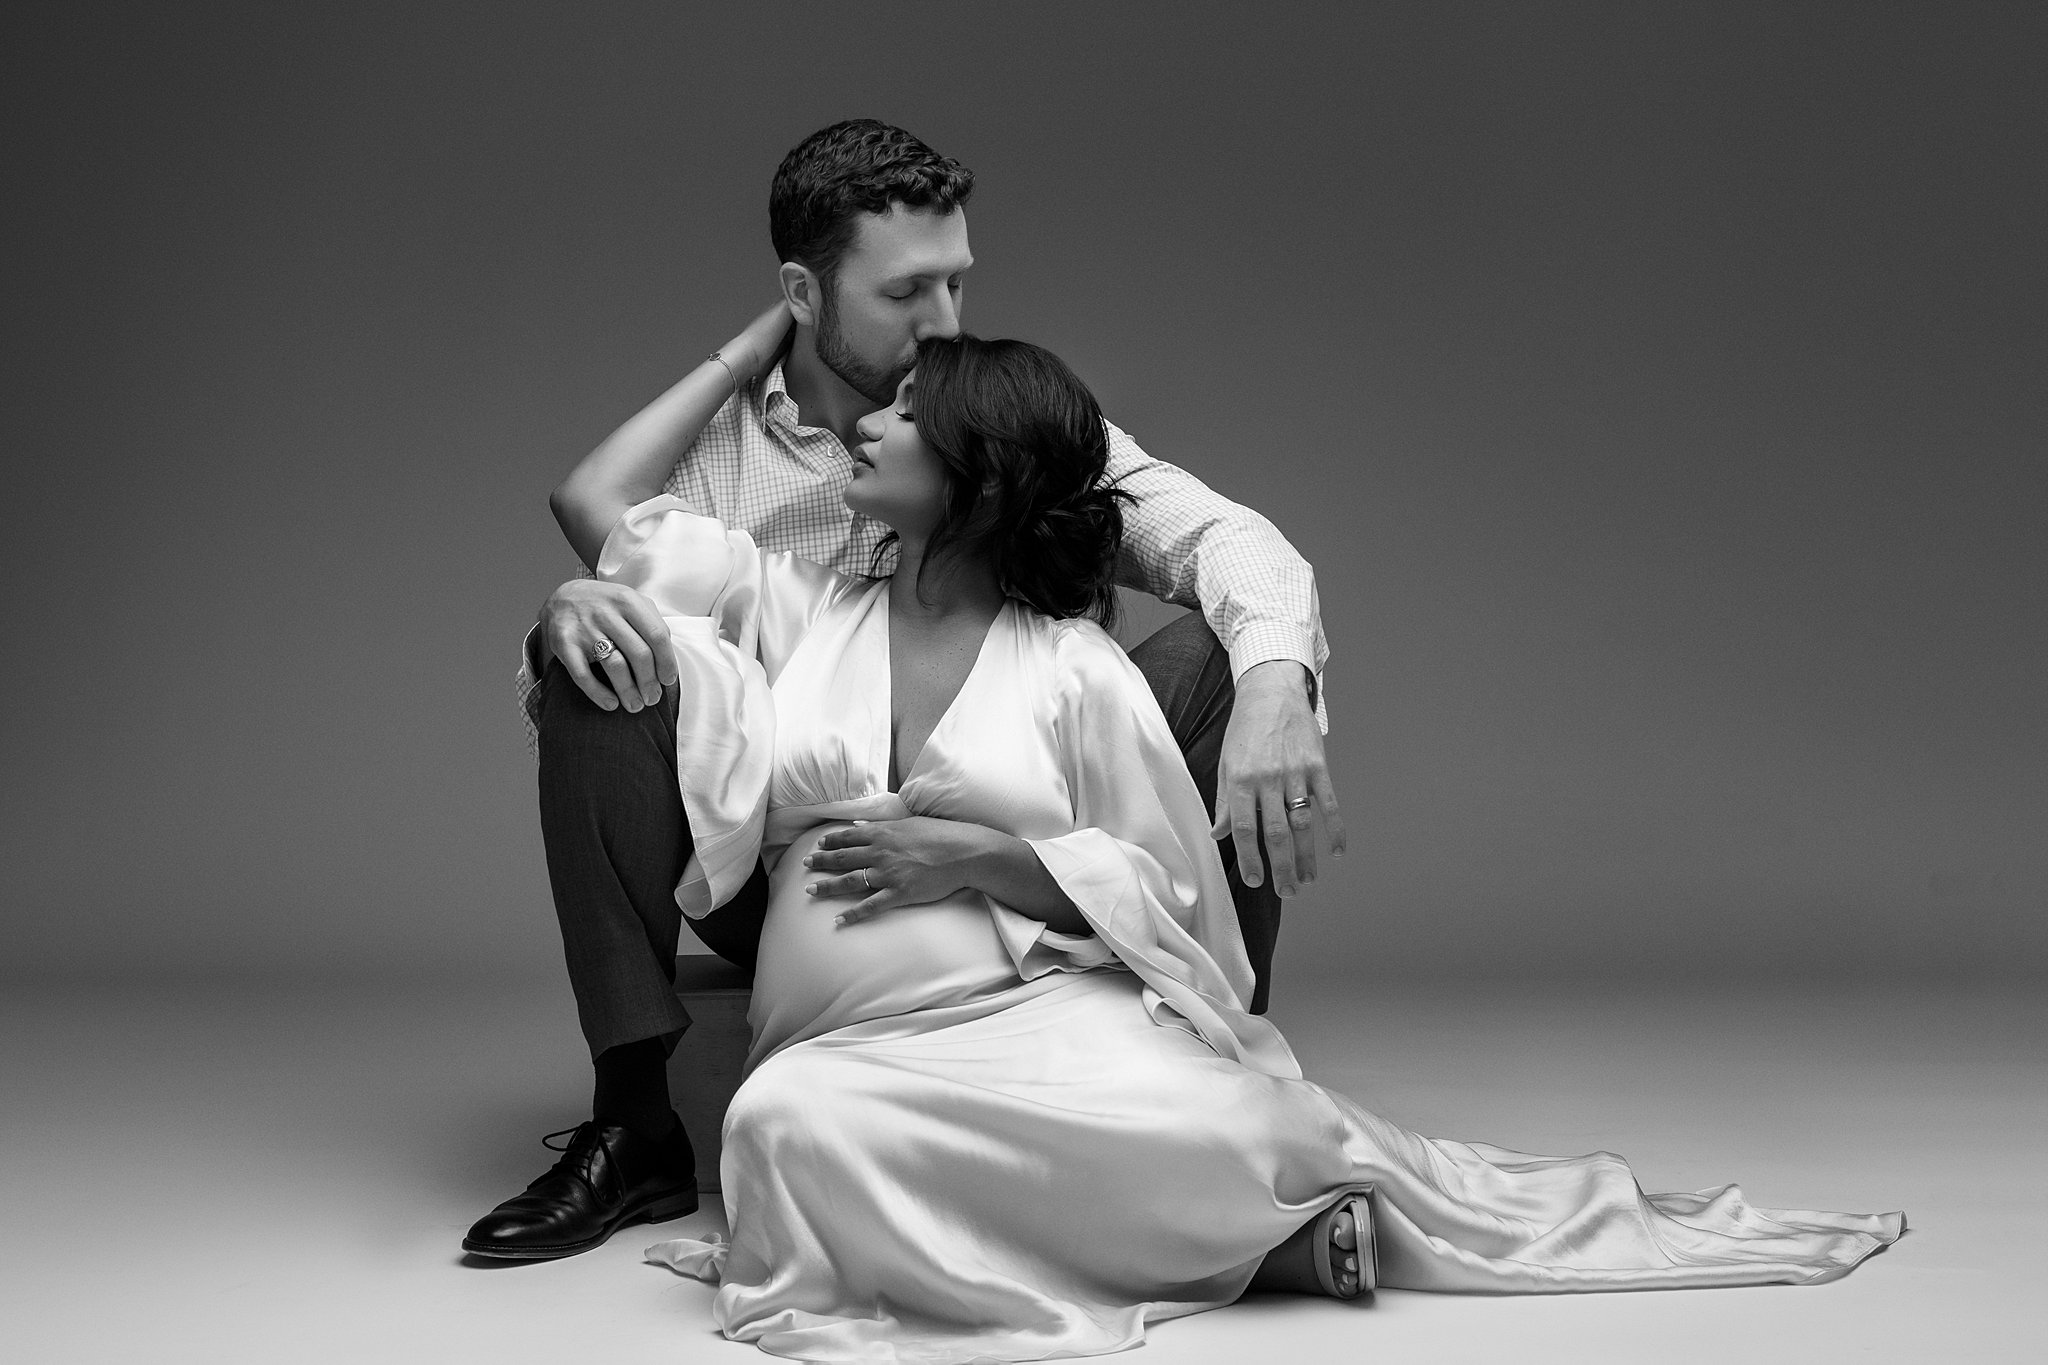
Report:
537,611,1283,1058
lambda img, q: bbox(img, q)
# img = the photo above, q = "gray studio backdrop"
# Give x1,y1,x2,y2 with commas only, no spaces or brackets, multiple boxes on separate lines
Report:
4,3,2042,986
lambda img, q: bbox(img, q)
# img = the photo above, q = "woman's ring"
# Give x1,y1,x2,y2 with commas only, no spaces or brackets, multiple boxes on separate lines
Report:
860,868,873,891
590,637,615,662
1285,796,1312,812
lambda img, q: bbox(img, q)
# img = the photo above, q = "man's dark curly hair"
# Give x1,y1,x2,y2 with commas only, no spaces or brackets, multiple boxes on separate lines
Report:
769,120,975,288
873,335,1135,628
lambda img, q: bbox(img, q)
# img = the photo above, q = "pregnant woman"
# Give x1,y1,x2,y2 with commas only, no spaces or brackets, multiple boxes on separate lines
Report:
562,330,1901,1362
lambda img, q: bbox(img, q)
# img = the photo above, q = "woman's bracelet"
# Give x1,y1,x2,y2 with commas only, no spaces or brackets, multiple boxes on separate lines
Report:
707,351,742,397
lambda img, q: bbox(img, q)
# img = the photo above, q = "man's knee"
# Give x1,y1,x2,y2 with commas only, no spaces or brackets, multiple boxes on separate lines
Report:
539,660,679,764
1128,611,1224,695
1128,612,1233,788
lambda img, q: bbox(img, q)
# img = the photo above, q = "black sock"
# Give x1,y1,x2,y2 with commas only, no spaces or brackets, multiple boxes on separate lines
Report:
591,1036,676,1143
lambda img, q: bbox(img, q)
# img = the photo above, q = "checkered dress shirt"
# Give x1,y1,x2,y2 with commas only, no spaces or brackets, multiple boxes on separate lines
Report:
517,363,1327,749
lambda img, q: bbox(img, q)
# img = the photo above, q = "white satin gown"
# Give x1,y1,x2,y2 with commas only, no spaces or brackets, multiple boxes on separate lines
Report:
595,497,1903,1364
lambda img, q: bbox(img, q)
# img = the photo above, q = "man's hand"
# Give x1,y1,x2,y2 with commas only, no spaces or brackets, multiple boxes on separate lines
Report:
801,818,998,925
539,578,678,712
1210,661,1345,896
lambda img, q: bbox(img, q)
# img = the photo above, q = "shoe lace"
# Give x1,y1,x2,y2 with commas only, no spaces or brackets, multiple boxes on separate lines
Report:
536,1123,610,1195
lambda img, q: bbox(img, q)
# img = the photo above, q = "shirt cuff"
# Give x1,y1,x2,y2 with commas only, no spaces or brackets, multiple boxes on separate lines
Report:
516,625,548,759
1225,623,1329,734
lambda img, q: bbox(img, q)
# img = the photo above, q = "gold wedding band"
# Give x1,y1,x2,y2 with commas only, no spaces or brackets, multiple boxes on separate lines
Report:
860,868,873,891
1285,797,1312,811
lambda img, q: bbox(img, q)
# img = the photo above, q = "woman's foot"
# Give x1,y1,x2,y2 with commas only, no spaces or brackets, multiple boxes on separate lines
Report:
1247,1187,1377,1299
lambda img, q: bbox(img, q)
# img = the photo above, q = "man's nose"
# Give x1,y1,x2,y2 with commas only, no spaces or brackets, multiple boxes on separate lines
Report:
915,286,961,341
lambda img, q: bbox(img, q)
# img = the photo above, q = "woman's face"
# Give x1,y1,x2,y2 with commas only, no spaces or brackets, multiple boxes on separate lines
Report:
846,372,951,539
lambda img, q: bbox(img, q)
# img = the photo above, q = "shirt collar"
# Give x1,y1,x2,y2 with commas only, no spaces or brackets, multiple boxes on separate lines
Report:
762,361,801,431
761,360,859,456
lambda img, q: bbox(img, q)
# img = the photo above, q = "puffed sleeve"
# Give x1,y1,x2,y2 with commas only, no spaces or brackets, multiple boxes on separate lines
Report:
1023,621,1302,1079
596,496,859,916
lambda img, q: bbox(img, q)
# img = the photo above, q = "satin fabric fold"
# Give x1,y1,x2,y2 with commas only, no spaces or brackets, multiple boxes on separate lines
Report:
648,972,1901,1362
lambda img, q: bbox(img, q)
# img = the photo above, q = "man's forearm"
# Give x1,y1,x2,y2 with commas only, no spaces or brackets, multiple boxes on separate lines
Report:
1238,659,1314,705
1101,423,1329,718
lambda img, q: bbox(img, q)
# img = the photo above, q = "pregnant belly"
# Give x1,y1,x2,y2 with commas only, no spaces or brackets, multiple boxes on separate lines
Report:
746,823,1024,1066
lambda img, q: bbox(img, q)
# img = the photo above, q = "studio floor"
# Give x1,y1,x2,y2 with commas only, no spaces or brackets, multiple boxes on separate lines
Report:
4,972,2041,1363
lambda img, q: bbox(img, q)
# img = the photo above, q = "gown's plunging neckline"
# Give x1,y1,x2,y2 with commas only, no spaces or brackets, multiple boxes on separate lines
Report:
881,592,1010,795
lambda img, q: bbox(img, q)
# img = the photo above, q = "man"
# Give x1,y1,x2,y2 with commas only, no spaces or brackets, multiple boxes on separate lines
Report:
464,120,1342,1261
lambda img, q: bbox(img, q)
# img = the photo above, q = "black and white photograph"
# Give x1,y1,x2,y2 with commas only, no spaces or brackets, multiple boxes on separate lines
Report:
3,3,2042,1361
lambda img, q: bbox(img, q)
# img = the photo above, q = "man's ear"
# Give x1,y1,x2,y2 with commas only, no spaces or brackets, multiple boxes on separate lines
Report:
780,262,821,326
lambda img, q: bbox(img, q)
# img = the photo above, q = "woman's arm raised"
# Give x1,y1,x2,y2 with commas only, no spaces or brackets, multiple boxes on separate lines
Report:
549,301,792,570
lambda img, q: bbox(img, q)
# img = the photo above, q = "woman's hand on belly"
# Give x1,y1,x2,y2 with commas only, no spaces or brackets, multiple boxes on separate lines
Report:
804,816,1090,937
803,817,1000,925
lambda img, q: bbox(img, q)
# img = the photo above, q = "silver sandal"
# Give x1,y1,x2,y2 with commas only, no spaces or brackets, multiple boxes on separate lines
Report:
1247,1184,1379,1299
1312,1187,1377,1298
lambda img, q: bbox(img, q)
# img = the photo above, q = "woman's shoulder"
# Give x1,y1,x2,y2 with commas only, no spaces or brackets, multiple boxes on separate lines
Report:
1018,609,1179,754
1017,608,1144,691
761,548,877,601
1012,602,1114,649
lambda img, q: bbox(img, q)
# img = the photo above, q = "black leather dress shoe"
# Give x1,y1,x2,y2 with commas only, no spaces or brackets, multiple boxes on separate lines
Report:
462,1120,699,1260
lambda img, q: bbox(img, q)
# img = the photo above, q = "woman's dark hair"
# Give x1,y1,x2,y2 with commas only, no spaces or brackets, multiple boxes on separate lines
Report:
872,335,1135,628
770,120,974,289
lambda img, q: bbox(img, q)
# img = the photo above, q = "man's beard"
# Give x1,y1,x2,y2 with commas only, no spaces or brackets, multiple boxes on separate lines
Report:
816,282,910,407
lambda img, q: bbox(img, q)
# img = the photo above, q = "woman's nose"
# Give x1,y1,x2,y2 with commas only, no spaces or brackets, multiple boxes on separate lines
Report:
855,411,885,441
